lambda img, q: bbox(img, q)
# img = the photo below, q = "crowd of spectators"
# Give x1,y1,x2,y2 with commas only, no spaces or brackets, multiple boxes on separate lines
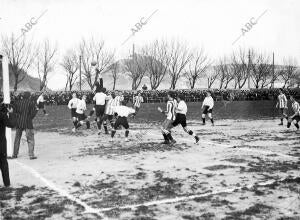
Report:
1,88,300,105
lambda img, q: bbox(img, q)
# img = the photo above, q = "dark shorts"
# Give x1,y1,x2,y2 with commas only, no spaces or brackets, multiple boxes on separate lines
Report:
38,102,45,109
292,115,300,122
114,117,129,129
203,106,213,114
77,113,87,121
95,105,105,117
280,108,287,115
172,113,187,128
71,108,77,118
102,114,113,121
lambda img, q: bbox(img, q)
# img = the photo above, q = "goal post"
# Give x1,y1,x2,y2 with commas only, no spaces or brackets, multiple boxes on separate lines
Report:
1,55,13,157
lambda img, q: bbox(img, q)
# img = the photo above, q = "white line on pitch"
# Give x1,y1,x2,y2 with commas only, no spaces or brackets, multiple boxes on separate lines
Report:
96,176,299,212
14,161,107,219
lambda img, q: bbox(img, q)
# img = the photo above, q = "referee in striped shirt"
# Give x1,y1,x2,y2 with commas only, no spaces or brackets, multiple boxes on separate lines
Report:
12,92,38,160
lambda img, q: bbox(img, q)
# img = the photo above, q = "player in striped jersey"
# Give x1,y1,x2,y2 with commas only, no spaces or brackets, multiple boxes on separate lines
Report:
170,94,200,143
133,92,144,113
157,92,177,144
287,96,300,131
276,89,288,125
114,91,124,106
99,92,116,134
68,93,80,129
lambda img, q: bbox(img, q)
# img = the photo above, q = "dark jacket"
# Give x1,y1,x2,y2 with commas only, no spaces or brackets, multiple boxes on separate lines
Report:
13,99,38,129
0,112,15,156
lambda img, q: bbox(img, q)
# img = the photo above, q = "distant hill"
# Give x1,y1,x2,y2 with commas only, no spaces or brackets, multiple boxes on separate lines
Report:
0,65,48,92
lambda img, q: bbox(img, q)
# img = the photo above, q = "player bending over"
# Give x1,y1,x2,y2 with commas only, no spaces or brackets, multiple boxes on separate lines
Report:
68,93,80,129
157,92,177,144
110,104,135,142
37,92,48,115
133,92,144,114
171,94,200,143
276,88,288,125
99,91,116,134
201,92,214,126
72,95,90,132
287,96,300,131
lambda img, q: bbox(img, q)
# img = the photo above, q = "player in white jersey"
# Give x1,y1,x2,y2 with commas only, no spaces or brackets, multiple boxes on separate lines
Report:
202,92,214,126
37,93,48,115
68,93,80,128
157,92,177,144
133,92,144,113
72,95,90,132
287,96,300,131
110,104,136,142
99,92,115,134
276,89,288,125
169,94,200,143
92,87,109,134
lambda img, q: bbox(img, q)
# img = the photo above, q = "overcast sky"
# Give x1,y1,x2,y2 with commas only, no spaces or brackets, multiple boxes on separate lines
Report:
0,0,299,90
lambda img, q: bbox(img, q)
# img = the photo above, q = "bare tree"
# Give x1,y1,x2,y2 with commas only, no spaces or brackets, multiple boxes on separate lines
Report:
124,53,148,90
279,58,298,88
61,50,79,91
206,65,220,89
231,48,252,89
36,39,57,91
250,52,273,88
184,47,210,89
1,34,37,91
168,40,193,89
110,61,119,90
78,38,114,90
141,40,170,90
216,56,234,89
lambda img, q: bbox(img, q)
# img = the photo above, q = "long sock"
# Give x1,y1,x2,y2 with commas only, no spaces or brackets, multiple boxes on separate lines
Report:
103,123,108,133
295,123,299,129
86,121,90,129
202,117,205,124
73,121,77,127
125,130,129,137
163,133,169,141
281,118,283,123
111,130,116,138
210,118,214,124
89,110,94,117
97,121,101,129
166,133,174,141
43,109,46,114
76,123,82,129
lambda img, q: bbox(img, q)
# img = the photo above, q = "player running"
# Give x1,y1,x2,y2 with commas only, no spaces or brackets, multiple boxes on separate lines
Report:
99,91,116,134
276,89,288,125
72,95,90,132
68,93,80,129
157,92,177,144
171,94,200,143
110,104,136,142
133,92,144,113
37,92,48,115
287,96,300,131
202,92,214,126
